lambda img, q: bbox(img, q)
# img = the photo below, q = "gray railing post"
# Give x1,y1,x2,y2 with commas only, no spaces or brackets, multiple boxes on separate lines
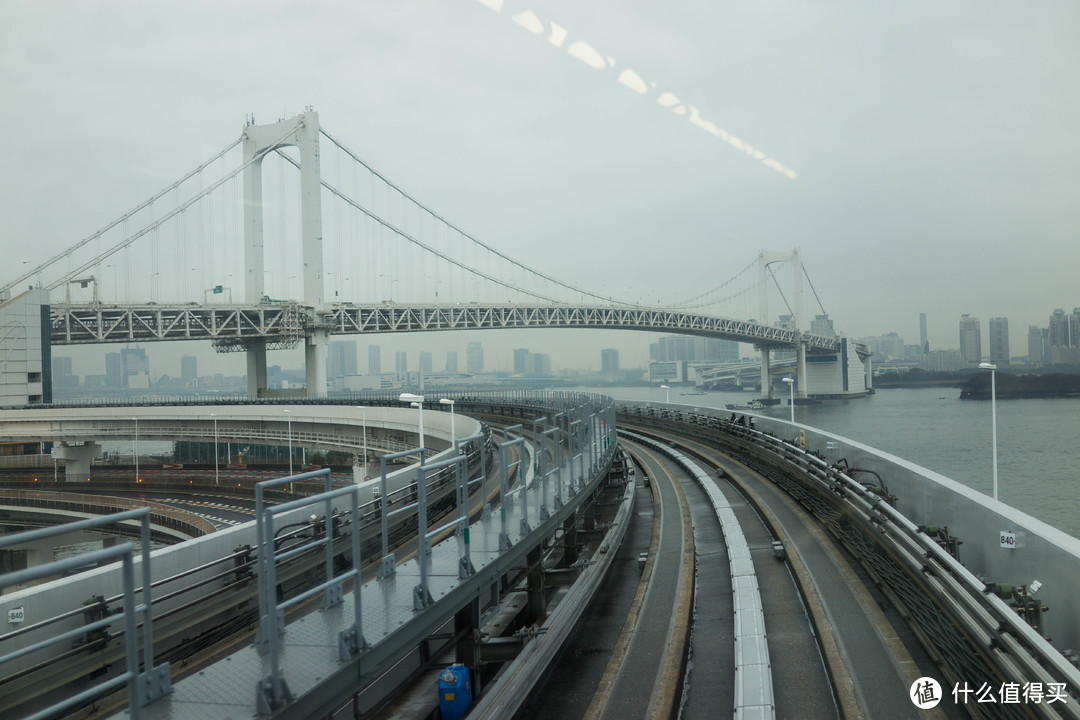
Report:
413,458,434,610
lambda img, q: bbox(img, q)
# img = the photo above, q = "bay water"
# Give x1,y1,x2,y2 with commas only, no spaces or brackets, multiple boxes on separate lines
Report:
579,385,1079,539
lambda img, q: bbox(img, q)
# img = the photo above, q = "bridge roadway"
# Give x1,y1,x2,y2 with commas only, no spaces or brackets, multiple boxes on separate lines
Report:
49,301,854,354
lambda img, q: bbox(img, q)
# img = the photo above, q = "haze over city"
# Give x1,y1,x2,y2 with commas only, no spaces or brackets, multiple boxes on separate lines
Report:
3,1,1078,374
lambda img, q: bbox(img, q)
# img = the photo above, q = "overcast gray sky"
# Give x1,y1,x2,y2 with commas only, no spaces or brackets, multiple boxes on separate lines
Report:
3,0,1078,377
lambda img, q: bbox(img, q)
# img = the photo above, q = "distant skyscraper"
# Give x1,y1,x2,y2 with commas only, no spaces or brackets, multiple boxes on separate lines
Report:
395,351,408,373
445,351,458,373
988,317,1010,367
532,353,551,376
959,314,982,366
368,345,381,374
466,342,484,373
52,356,72,378
419,351,433,374
513,348,530,375
1028,325,1046,366
601,349,619,373
121,347,150,388
811,314,835,336
181,355,198,384
327,341,358,380
106,353,123,388
919,313,928,353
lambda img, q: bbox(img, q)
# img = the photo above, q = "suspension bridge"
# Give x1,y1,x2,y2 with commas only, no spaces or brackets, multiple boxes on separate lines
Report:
1,110,870,404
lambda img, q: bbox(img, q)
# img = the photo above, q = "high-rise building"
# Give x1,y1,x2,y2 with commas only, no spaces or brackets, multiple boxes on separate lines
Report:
959,315,982,366
121,347,150,388
513,348,530,375
106,353,123,388
327,341,358,380
52,356,73,378
419,351,433,374
1028,326,1046,366
601,349,619,373
395,351,408,373
532,353,551,376
988,317,1009,367
181,355,198,384
811,314,836,336
919,313,928,353
368,345,381,374
466,342,484,374
445,351,458,373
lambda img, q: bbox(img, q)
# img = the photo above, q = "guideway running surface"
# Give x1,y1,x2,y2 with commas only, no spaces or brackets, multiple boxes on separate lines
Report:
648,425,948,720
587,443,693,720
111,424,616,719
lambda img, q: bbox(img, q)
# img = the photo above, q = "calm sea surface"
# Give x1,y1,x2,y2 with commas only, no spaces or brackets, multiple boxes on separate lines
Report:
576,385,1080,539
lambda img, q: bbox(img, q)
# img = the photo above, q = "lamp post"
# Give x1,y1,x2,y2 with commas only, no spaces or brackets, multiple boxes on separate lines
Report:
660,384,670,404
357,406,367,475
133,417,139,482
439,398,456,446
979,362,999,500
782,376,795,423
284,409,293,476
399,393,425,454
211,413,219,486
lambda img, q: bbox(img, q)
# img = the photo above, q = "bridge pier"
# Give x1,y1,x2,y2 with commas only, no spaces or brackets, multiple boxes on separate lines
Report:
246,340,267,400
305,330,328,398
796,342,808,399
51,442,99,482
759,346,772,399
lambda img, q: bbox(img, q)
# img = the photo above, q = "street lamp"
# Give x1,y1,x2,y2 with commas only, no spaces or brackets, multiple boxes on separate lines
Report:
399,393,425,453
284,409,293,476
782,377,795,423
211,413,219,486
979,362,999,500
132,417,139,482
439,398,456,446
356,406,367,475
660,384,670,404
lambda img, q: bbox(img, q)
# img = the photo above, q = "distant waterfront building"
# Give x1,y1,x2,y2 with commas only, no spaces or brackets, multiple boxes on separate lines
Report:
1028,326,1047,366
368,345,381,374
922,349,963,373
650,336,737,364
532,353,551,376
419,351,433,374
1048,308,1080,366
181,355,198,385
919,312,929,353
328,341,358,380
395,351,408,373
121,347,150,389
810,314,835,336
988,317,1010,367
106,353,123,388
445,351,458,373
513,348,530,375
649,361,685,383
601,349,619,373
958,314,982,366
466,342,484,374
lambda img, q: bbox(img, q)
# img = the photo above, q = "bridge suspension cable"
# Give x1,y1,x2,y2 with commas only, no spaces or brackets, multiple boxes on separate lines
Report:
319,127,640,307
274,150,568,305
43,122,303,294
1,137,242,296
664,257,759,311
